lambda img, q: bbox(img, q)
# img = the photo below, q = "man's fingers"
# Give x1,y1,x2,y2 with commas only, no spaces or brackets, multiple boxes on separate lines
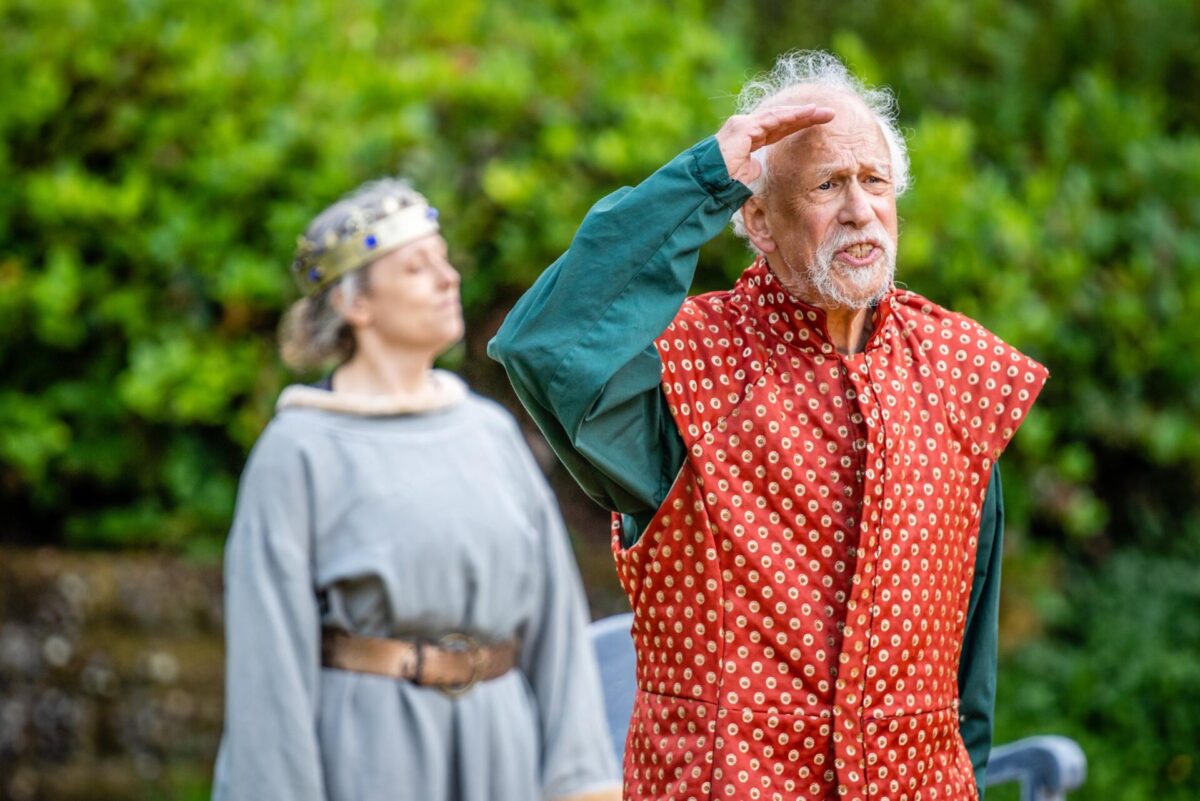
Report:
755,104,836,146
759,103,835,123
761,103,818,118
720,105,833,146
716,103,836,181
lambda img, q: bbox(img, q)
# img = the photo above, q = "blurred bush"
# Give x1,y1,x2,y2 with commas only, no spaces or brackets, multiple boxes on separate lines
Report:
1,0,1198,797
994,550,1200,800
0,0,749,550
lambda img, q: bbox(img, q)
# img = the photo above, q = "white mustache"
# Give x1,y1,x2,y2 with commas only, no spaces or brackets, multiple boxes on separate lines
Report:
803,223,897,309
816,222,895,263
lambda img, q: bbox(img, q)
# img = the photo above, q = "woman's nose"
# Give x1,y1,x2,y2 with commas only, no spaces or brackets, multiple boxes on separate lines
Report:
439,260,461,287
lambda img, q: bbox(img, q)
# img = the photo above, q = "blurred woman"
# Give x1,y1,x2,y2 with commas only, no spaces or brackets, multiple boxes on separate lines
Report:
212,180,620,801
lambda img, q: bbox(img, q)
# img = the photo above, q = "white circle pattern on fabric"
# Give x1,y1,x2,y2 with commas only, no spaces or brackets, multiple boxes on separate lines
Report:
612,259,1048,801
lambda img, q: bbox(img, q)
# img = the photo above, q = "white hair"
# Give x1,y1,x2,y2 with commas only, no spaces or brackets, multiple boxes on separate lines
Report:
729,50,910,248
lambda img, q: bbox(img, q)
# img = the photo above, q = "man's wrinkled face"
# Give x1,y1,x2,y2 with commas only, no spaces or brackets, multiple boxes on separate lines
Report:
759,90,899,309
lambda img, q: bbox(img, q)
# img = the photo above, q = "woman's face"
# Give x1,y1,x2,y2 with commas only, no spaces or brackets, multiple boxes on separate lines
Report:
345,233,464,357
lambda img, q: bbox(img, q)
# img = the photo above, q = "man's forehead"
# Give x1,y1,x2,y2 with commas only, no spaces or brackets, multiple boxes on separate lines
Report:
768,87,891,175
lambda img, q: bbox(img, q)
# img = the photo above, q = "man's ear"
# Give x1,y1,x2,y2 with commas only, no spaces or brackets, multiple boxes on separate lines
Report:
742,195,777,254
330,284,371,328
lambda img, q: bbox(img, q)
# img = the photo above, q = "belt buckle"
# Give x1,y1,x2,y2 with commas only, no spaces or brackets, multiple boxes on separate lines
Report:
437,633,483,698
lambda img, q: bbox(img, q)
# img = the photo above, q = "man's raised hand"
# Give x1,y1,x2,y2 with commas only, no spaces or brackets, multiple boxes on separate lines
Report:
716,104,836,187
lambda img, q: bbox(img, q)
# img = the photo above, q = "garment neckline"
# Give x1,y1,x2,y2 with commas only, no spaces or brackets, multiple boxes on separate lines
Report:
275,369,468,416
736,257,896,355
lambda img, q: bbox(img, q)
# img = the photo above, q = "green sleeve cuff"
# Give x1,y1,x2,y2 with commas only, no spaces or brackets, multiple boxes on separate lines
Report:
688,136,753,207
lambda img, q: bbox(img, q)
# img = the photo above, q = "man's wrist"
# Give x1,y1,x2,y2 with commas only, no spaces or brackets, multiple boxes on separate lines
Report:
688,136,753,208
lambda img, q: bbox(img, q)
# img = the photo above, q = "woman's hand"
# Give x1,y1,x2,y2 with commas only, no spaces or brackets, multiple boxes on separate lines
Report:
555,787,623,801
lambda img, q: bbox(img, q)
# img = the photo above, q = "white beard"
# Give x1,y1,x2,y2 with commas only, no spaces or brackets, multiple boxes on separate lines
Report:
782,222,897,310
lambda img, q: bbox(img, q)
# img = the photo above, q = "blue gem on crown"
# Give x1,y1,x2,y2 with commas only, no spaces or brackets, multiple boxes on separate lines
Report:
308,267,322,282
364,234,378,249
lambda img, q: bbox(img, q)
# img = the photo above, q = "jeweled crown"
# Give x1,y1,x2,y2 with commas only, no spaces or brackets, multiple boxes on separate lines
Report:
291,184,440,295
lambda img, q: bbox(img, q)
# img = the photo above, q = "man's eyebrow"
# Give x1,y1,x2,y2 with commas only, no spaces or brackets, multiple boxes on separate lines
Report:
810,159,892,176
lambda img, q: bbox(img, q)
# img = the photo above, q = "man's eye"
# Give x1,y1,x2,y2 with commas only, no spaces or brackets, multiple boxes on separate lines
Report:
817,181,834,191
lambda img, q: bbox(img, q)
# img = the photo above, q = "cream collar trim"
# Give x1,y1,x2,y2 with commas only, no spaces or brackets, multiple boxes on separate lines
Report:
275,369,468,416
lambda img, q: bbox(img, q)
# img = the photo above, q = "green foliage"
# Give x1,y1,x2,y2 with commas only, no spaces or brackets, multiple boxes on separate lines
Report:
2,1,1199,796
0,0,749,544
995,549,1200,799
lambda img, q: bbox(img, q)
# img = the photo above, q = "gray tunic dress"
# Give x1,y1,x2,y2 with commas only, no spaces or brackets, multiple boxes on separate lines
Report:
212,378,619,801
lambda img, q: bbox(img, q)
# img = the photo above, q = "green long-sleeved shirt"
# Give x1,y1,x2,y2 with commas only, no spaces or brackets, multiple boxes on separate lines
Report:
490,136,1002,795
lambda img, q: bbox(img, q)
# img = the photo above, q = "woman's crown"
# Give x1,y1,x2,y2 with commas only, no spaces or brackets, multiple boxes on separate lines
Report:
291,185,440,295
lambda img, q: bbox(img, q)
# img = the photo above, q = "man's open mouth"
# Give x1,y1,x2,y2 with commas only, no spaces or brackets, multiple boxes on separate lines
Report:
837,241,880,265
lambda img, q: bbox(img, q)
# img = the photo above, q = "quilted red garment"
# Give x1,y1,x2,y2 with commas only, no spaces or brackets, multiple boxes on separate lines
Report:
611,259,1048,801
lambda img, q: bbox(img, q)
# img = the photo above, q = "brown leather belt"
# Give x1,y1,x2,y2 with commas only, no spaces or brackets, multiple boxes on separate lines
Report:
321,629,518,697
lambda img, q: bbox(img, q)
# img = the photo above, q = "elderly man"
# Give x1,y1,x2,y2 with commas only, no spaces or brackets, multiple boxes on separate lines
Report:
490,51,1047,801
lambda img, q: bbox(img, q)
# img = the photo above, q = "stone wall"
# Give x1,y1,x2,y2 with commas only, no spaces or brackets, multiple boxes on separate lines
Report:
0,548,223,801
0,530,626,801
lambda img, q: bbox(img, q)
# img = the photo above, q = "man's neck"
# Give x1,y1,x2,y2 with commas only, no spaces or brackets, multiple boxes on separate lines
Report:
770,261,876,355
823,305,873,355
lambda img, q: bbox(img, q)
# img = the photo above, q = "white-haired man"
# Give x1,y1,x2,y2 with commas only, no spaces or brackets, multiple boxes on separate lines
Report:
491,51,1047,801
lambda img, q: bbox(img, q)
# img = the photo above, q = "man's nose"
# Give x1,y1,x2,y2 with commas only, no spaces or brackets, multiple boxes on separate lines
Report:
837,181,874,227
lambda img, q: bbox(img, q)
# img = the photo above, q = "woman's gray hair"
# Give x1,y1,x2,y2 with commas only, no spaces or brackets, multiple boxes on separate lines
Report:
279,178,423,370
729,50,910,247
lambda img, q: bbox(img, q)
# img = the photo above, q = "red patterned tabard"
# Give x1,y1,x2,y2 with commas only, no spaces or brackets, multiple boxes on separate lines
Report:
611,258,1048,801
